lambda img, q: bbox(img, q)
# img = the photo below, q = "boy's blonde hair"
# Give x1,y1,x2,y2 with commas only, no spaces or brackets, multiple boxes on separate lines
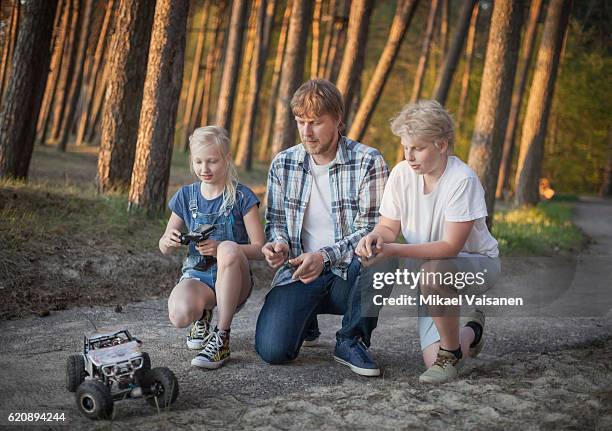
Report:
291,79,345,131
390,99,455,153
188,126,238,212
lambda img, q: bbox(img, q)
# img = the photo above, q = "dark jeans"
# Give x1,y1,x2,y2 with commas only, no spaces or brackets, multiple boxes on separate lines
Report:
255,257,381,364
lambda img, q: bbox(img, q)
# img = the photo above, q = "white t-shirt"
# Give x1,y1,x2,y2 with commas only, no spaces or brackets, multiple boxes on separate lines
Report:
379,156,499,258
301,156,335,253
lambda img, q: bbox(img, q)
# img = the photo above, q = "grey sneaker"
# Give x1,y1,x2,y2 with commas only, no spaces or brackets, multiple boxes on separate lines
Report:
466,309,485,358
419,350,463,384
186,309,213,350
302,334,319,347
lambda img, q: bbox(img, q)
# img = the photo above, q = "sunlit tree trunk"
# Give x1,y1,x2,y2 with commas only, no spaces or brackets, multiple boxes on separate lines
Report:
496,0,543,199
0,1,21,102
348,0,419,142
433,0,477,105
456,1,480,127
0,0,57,180
258,0,291,161
467,0,524,222
325,0,350,82
336,0,374,127
215,0,247,131
128,0,189,214
97,0,155,193
514,0,571,206
271,0,312,155
311,0,323,78
318,0,337,78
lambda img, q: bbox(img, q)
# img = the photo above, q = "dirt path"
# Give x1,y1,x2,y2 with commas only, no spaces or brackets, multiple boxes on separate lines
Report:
0,195,610,430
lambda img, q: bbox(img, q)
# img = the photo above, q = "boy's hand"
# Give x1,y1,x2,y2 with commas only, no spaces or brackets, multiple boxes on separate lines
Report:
289,252,324,284
356,232,384,259
262,241,289,268
360,243,395,267
196,239,220,256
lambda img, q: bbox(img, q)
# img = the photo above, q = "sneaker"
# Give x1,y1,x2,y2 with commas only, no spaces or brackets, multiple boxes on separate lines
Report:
191,329,230,369
419,349,463,384
302,334,320,347
186,309,213,350
466,309,485,358
333,338,380,377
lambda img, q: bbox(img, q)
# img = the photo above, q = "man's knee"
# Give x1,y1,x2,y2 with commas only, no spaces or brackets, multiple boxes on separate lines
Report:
255,336,296,365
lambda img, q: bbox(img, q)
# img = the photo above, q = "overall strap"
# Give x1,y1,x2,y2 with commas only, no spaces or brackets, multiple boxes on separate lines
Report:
188,183,199,219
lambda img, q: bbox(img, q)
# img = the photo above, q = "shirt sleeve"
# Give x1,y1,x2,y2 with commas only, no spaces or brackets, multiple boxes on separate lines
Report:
264,157,290,245
445,177,488,222
378,165,402,221
237,185,260,216
168,187,185,217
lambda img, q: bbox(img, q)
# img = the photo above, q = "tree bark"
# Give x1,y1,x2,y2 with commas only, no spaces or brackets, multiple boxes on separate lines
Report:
0,0,57,180
456,1,480,127
336,0,374,127
311,0,323,78
467,0,524,222
318,0,337,78
496,0,544,199
97,0,155,193
325,0,350,82
179,0,210,151
433,0,477,105
128,0,190,214
57,0,94,151
74,0,114,146
439,0,449,59
514,0,571,206
258,0,291,161
271,0,313,155
235,0,268,169
348,0,419,142
214,0,247,131
410,0,439,103
0,1,21,103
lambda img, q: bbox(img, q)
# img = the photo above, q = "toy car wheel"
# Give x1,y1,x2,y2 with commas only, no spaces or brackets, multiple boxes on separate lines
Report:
143,367,179,409
75,380,113,420
66,354,86,392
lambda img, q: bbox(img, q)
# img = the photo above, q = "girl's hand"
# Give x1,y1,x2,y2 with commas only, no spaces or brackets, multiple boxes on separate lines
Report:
160,228,182,254
196,239,220,256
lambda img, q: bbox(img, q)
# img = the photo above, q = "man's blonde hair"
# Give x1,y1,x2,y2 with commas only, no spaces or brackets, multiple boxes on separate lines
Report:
291,79,344,131
188,126,238,212
390,99,455,153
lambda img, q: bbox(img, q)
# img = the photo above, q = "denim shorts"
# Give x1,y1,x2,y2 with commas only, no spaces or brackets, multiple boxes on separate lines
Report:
180,268,254,312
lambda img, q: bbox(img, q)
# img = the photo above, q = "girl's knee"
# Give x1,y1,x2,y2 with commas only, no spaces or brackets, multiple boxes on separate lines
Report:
217,241,245,267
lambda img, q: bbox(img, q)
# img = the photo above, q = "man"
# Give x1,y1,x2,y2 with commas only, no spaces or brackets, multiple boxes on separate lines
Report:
255,79,389,376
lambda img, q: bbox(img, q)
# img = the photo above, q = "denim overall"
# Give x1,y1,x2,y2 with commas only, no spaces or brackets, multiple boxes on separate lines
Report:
180,183,237,289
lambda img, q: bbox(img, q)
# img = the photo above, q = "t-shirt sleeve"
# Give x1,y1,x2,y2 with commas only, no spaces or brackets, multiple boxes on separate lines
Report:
445,177,488,222
237,185,260,216
379,166,402,221
168,187,186,218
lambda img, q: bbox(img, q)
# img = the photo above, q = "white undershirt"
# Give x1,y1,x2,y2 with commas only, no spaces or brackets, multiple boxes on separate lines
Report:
301,156,335,253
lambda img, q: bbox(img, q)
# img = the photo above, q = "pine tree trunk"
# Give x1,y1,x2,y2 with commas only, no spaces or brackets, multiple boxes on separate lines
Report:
456,1,480,127
318,0,337,78
57,0,94,151
348,0,419,142
258,0,291,161
179,0,210,151
36,0,68,144
85,55,110,143
496,0,543,200
214,0,247,131
514,0,571,206
311,0,323,78
97,0,155,193
410,0,439,103
271,0,313,155
439,0,449,59
235,0,268,169
336,0,374,127
324,0,349,81
467,0,524,222
0,1,21,102
433,0,477,105
0,0,57,180
74,0,114,146
128,0,190,214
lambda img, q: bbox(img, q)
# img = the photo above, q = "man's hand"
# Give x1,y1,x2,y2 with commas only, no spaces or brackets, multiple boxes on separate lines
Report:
262,241,289,269
289,252,325,284
356,232,384,259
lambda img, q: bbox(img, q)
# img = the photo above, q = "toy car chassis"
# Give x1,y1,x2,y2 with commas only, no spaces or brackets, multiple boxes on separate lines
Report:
66,328,179,420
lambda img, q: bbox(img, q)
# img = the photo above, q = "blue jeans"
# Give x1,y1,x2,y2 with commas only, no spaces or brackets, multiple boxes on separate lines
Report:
255,258,380,364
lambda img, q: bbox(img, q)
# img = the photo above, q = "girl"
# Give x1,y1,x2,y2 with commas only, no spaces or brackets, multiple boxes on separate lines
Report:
159,126,264,369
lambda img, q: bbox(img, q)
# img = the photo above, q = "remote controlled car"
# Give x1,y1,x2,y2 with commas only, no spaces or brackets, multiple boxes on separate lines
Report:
66,328,179,420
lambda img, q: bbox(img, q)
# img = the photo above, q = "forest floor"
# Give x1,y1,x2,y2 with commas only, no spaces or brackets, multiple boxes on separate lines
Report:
0,145,610,430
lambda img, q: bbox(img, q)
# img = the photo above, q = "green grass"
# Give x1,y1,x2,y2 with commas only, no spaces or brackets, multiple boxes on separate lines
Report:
492,201,586,256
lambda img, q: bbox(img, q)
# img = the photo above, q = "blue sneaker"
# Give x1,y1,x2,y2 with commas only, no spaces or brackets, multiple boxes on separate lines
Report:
333,338,380,377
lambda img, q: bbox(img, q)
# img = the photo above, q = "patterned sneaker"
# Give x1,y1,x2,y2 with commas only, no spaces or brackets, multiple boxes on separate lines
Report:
186,309,213,350
191,328,230,369
333,338,380,377
419,349,464,384
466,309,485,358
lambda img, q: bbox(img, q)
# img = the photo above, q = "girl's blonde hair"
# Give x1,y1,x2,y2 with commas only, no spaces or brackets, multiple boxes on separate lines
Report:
188,126,238,212
390,99,455,154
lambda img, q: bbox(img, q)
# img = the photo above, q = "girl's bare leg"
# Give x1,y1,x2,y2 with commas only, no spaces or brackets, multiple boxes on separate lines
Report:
214,241,252,331
168,279,216,328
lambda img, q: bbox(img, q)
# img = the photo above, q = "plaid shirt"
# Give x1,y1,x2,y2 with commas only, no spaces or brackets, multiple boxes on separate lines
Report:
265,135,389,286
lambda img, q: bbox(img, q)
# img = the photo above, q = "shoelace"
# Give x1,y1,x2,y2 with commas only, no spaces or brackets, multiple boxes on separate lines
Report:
199,332,224,359
349,338,371,363
191,320,209,339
